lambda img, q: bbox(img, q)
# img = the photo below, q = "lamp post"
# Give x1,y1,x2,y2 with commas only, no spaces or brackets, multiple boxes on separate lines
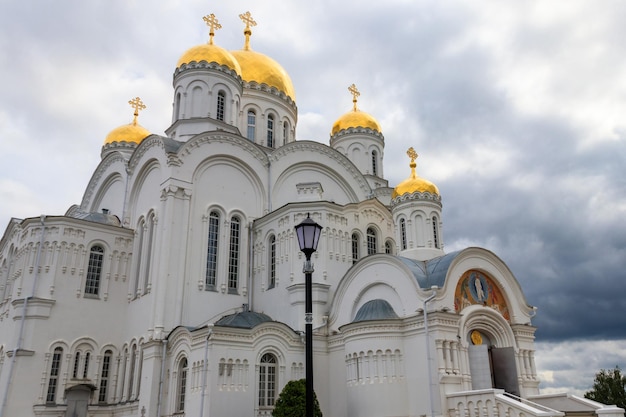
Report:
295,213,322,417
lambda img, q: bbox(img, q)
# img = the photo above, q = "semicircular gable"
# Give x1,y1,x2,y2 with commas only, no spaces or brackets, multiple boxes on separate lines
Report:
270,141,371,204
88,172,125,216
128,159,162,222
328,254,425,329
80,152,128,212
443,247,534,325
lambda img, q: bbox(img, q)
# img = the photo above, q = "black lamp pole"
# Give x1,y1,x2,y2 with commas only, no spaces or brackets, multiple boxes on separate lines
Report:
295,213,322,417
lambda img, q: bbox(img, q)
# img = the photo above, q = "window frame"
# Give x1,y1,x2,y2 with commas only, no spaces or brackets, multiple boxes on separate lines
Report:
268,235,276,289
46,347,63,403
84,245,104,297
247,110,256,141
227,216,241,293
205,211,220,290
216,90,225,121
177,357,189,412
366,227,377,255
258,353,277,408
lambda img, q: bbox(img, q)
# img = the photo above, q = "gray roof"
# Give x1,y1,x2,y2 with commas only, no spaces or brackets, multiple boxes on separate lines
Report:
215,311,274,329
353,299,398,322
397,251,461,289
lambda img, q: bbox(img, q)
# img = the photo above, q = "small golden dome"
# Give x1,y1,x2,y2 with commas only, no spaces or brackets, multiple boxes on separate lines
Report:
104,123,151,145
177,43,242,75
331,109,381,136
177,13,242,76
230,48,295,100
392,147,439,198
331,83,381,136
104,97,150,145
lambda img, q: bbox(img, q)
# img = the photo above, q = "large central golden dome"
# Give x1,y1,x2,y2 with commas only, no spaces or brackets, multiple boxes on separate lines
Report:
230,48,295,100
177,43,242,75
392,148,439,198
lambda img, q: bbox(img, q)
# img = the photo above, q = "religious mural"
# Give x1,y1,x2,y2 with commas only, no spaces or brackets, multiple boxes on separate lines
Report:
454,270,510,321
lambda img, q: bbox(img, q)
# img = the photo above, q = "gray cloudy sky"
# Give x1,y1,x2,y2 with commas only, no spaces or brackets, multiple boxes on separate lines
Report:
1,0,625,396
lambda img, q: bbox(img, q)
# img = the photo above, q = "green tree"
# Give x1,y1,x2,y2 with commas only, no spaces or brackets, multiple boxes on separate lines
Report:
584,366,626,409
272,378,323,417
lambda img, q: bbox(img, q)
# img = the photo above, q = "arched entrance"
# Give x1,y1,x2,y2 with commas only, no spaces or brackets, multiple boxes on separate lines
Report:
467,329,520,396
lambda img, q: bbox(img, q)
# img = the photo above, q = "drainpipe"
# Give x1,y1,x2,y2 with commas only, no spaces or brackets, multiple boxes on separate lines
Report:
156,339,167,417
199,324,213,417
247,223,254,311
424,286,438,417
0,215,46,417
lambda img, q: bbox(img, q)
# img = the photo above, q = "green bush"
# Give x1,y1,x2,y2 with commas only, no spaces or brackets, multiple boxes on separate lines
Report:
272,379,322,417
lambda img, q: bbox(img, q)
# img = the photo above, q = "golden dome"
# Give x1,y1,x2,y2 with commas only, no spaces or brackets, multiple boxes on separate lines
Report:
177,43,242,75
230,48,295,100
229,11,296,100
104,97,150,145
331,83,381,136
177,13,242,76
331,109,381,136
392,147,439,198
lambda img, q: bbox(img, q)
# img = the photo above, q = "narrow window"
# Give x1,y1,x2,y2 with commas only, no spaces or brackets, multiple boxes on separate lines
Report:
351,233,360,264
258,353,277,407
247,110,256,141
85,245,104,296
400,218,407,250
372,150,378,176
283,121,288,145
267,114,274,147
73,351,81,378
432,216,440,249
268,235,276,289
143,214,155,294
385,241,392,254
177,358,188,412
206,211,220,289
133,220,145,296
367,227,377,255
228,217,241,292
83,351,90,378
99,350,112,403
46,347,63,403
216,91,225,121
127,345,136,399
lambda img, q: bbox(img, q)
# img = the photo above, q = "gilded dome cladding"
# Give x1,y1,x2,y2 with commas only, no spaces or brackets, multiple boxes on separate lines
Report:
230,49,296,100
392,147,439,198
331,109,381,136
104,123,150,145
176,43,243,76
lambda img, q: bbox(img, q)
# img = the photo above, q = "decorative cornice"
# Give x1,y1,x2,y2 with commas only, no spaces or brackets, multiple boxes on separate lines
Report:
179,132,269,166
391,190,442,207
242,81,297,110
174,61,243,84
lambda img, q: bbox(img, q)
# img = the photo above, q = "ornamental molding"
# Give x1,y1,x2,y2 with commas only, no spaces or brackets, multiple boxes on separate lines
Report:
81,154,128,210
241,81,297,110
127,135,169,174
174,61,243,84
330,126,385,141
179,132,269,166
391,191,442,207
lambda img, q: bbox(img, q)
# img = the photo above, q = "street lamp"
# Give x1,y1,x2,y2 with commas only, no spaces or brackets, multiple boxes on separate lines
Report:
294,213,322,417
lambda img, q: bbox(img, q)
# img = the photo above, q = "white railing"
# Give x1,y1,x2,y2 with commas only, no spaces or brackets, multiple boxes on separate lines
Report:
447,389,564,417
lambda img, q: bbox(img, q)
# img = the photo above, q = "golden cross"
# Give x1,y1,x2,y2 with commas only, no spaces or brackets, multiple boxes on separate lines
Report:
407,147,418,163
348,83,360,111
128,97,146,125
239,11,257,50
203,13,222,45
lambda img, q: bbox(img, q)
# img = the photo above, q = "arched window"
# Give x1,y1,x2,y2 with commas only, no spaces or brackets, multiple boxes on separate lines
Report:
177,357,188,412
175,92,182,120
228,217,241,292
133,219,145,296
283,121,289,144
72,352,81,378
85,245,104,296
247,110,256,141
372,150,378,176
267,114,274,148
268,235,276,289
206,211,220,290
46,347,63,403
98,350,113,403
385,240,392,254
400,218,407,250
432,216,440,249
216,91,225,121
83,351,90,378
127,344,137,400
258,353,277,407
367,228,377,255
351,233,360,264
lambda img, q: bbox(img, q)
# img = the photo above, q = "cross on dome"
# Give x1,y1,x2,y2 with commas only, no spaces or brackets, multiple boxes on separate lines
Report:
348,83,360,111
203,13,222,45
128,97,146,126
239,11,257,50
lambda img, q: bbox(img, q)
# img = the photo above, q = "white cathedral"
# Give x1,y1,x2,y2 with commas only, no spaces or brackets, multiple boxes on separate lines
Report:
0,12,623,417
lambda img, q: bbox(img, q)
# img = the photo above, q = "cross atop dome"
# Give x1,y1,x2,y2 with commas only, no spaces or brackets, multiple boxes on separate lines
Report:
407,147,418,168
239,11,257,50
348,83,360,111
128,97,146,126
203,13,222,45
